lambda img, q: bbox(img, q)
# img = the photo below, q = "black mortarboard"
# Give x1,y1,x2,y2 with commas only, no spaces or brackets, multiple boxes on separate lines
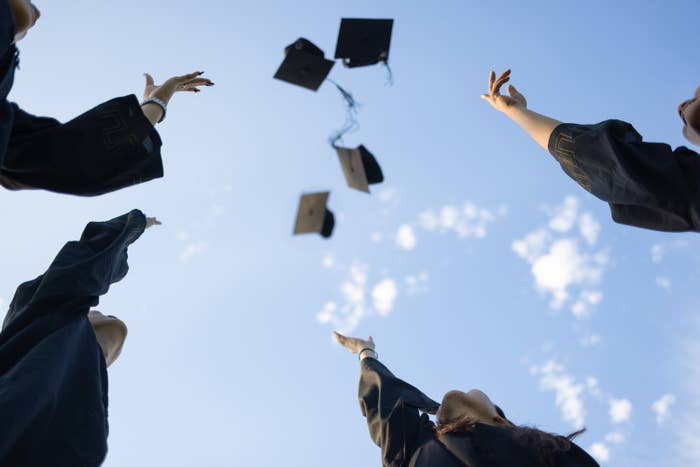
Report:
334,19,394,68
293,192,335,238
274,38,335,91
335,145,384,193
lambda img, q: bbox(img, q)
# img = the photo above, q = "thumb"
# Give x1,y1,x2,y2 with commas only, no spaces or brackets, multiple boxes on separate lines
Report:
508,84,523,98
368,336,375,346
144,73,155,87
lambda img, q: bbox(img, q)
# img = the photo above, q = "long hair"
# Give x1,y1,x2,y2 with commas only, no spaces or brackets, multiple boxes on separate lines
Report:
436,416,585,467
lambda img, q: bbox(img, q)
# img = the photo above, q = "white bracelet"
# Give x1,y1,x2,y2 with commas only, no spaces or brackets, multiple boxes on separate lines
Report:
141,97,167,123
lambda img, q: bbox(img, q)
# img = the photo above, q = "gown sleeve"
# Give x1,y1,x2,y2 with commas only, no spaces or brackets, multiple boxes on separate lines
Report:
548,119,700,232
0,0,16,60
359,358,440,467
0,96,164,196
0,209,147,338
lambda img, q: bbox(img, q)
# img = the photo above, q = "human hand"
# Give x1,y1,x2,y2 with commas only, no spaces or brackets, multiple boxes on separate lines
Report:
333,331,375,354
480,69,527,114
142,71,214,106
145,217,162,229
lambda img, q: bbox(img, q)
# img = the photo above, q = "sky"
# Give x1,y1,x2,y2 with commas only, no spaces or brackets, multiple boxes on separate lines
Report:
1,0,699,465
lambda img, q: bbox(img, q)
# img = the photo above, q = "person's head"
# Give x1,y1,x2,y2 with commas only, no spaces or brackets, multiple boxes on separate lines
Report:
87,310,127,368
679,87,700,146
435,389,585,466
9,0,41,43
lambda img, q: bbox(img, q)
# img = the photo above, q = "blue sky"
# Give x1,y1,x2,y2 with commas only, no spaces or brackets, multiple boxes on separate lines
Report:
1,0,699,465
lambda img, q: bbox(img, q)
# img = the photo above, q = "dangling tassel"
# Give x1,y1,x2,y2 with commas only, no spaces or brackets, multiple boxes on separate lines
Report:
383,62,393,87
13,46,20,70
327,79,360,148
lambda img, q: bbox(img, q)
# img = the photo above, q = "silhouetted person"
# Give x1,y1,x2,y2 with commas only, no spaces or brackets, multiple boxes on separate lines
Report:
482,69,700,233
1,0,213,196
335,332,599,467
0,210,158,466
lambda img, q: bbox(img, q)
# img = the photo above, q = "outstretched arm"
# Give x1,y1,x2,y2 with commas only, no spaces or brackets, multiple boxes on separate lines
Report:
335,332,439,467
480,69,562,150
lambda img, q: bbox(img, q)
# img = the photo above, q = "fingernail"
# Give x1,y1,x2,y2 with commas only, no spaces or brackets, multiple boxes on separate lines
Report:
207,82,215,86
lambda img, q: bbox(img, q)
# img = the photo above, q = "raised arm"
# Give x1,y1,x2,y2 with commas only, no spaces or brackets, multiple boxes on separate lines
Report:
334,332,439,467
0,210,159,339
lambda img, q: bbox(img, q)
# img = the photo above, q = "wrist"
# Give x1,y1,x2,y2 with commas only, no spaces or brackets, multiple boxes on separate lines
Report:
359,348,378,361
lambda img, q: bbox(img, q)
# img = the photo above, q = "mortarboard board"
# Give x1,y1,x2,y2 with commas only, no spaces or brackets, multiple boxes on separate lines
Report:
293,191,335,238
335,145,384,193
274,38,335,91
334,18,394,68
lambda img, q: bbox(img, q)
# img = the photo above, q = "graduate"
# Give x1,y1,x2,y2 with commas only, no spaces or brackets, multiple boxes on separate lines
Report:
482,69,700,233
335,332,599,467
0,209,157,466
1,0,213,196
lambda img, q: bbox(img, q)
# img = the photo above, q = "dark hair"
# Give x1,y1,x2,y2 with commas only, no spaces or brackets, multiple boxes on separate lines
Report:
436,415,585,467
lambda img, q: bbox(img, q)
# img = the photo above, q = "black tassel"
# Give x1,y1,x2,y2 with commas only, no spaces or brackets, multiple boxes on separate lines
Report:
327,79,360,147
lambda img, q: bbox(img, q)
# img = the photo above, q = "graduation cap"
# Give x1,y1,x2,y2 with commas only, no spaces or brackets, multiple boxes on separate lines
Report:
335,145,384,193
334,18,394,68
274,38,335,91
293,192,335,238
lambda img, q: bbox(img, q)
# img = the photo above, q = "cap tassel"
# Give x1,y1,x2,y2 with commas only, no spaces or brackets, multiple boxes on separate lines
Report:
328,80,360,147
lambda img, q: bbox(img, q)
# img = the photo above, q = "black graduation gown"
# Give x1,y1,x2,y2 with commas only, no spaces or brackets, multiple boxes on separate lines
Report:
548,120,700,232
359,358,600,467
0,210,146,466
0,3,163,196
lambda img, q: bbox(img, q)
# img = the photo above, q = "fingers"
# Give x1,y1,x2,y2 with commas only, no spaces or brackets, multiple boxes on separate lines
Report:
368,336,374,346
488,69,511,96
144,73,155,87
333,331,346,345
176,70,205,82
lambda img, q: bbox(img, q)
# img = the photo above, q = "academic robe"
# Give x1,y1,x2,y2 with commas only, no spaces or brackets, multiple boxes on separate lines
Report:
0,210,146,466
0,2,163,196
359,358,599,467
548,120,700,232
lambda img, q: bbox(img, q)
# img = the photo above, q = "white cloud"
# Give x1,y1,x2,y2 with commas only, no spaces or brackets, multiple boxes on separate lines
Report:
531,360,586,428
395,225,417,250
609,398,632,424
589,443,610,463
549,196,578,233
656,276,672,292
418,201,504,240
404,271,429,296
370,232,383,243
513,197,608,318
317,264,401,332
605,432,625,444
372,279,398,316
176,230,190,241
652,393,676,425
316,262,368,334
179,241,208,264
650,239,689,264
579,212,601,246
377,187,399,206
322,254,335,269
580,334,602,348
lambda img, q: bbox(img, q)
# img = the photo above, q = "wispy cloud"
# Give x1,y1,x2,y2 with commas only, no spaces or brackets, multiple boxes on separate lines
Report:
513,197,608,319
656,276,672,292
395,225,417,250
418,202,506,240
589,442,610,463
652,393,676,425
404,272,429,296
372,279,398,316
176,231,209,264
316,262,401,334
609,398,632,424
530,360,586,428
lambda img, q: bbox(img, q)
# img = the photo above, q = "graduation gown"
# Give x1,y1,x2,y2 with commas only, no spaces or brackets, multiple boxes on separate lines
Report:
548,120,700,232
359,358,599,467
0,3,163,196
0,210,146,466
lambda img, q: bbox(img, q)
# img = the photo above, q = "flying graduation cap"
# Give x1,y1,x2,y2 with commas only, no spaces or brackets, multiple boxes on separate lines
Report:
335,145,384,193
293,191,335,238
274,38,335,91
334,18,394,68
